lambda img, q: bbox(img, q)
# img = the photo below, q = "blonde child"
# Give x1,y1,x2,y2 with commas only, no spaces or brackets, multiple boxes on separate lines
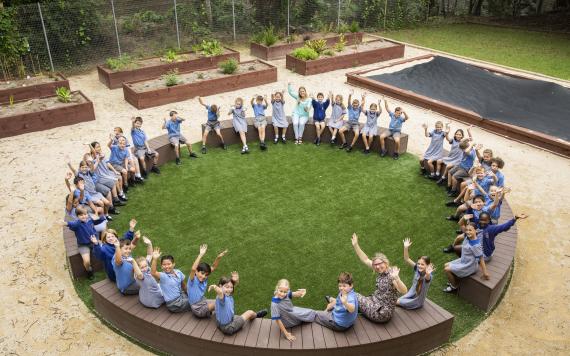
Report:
421,121,448,179
132,237,164,308
361,98,382,154
251,95,269,150
228,98,249,154
380,97,409,160
271,279,316,341
327,92,347,145
271,90,288,144
338,90,364,152
198,96,227,154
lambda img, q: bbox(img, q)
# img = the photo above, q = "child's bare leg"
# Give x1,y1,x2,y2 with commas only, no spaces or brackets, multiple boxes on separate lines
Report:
338,128,346,143
186,143,193,155
394,136,401,152
132,157,141,176
174,144,180,158
208,301,216,312
350,129,359,146
138,157,147,173
379,133,388,151
153,152,160,165
202,130,209,146
362,134,369,149
368,134,374,149
460,181,468,191
260,125,266,142
215,128,225,144
239,132,247,146
242,310,257,321
274,126,279,139
444,263,457,287
81,252,92,271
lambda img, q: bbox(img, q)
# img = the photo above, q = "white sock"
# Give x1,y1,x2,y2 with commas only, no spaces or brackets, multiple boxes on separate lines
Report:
135,173,141,178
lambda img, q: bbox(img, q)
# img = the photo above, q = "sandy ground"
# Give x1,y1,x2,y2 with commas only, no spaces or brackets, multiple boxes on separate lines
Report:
0,44,569,355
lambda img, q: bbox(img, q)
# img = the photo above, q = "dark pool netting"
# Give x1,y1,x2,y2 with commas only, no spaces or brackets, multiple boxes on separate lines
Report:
367,56,570,142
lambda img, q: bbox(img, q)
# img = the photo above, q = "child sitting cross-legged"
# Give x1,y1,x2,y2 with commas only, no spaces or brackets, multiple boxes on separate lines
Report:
150,247,191,313
208,272,267,335
271,279,316,341
315,272,358,331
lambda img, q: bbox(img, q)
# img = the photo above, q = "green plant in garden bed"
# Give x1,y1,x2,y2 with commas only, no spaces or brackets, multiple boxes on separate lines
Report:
163,70,180,87
334,34,347,52
164,49,179,63
219,58,238,74
192,40,224,57
251,25,279,47
305,39,328,55
105,54,137,71
292,47,319,61
322,49,335,56
56,87,72,103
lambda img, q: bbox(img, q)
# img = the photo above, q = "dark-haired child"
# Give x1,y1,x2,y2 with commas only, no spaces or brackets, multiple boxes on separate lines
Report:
380,97,409,159
315,272,358,331
490,157,505,188
252,95,269,150
198,96,227,154
162,110,197,165
271,279,316,341
89,141,127,202
421,121,448,178
361,99,381,154
112,127,144,184
478,212,527,261
187,244,228,318
70,176,105,217
436,126,472,186
68,159,114,219
132,237,164,308
448,141,479,196
271,90,288,144
131,116,160,176
150,247,190,312
209,272,267,335
338,90,364,152
112,238,140,295
108,135,137,190
311,92,330,146
327,92,346,145
397,239,434,309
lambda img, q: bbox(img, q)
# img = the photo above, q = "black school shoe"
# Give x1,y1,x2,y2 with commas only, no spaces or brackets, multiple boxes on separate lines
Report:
109,206,120,215
446,215,459,221
256,309,268,318
189,152,198,158
436,177,446,185
442,244,454,253
363,149,370,154
118,193,128,201
221,143,228,150
87,270,94,280
339,143,348,150
446,200,459,207
176,158,181,165
260,142,267,150
346,145,353,152
201,146,207,154
393,153,399,160
112,198,125,207
447,190,458,197
151,165,160,174
380,149,387,157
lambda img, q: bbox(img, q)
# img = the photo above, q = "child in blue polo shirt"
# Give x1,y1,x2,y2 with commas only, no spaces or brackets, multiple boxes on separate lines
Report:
162,111,197,165
490,157,505,187
271,279,316,341
131,116,160,177
315,272,358,331
209,272,267,335
251,95,269,150
361,99,382,154
112,238,140,295
338,90,364,152
108,135,137,190
311,92,330,146
187,244,228,318
150,248,190,312
131,236,164,308
61,206,106,279
92,219,138,281
198,96,227,154
448,141,479,196
380,97,409,159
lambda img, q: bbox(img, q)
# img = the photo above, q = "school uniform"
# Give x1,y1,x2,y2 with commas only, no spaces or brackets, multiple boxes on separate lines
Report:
387,111,406,137
215,294,245,335
188,275,212,318
327,103,346,130
93,230,134,282
231,107,248,133
270,291,316,328
450,149,476,180
398,264,431,310
109,144,131,172
472,176,494,196
442,139,463,166
160,269,190,313
204,105,221,132
315,290,358,331
165,118,188,146
448,237,483,278
362,110,380,136
494,170,505,187
312,99,330,123
271,100,288,128
77,171,105,201
423,130,446,161
131,128,157,159
91,156,118,195
112,255,139,295
67,216,106,255
252,103,268,128
480,218,516,261
344,106,361,131
137,258,164,308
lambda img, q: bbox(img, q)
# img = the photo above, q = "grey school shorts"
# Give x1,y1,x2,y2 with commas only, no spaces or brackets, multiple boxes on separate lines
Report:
343,122,360,132
217,315,246,335
384,130,401,138
165,294,191,313
190,297,213,318
205,121,221,132
314,310,350,331
122,281,140,295
111,162,133,173
451,166,470,180
169,135,188,146
134,146,157,159
254,116,267,128
77,243,92,256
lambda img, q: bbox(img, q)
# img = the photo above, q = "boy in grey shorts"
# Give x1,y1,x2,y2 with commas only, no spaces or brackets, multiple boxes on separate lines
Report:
251,95,269,150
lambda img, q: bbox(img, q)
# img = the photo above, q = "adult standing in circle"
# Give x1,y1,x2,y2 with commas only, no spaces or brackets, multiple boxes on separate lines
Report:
287,82,312,145
350,233,408,323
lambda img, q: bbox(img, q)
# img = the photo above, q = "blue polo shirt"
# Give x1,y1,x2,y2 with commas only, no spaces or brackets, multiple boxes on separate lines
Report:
112,256,136,293
473,176,493,196
347,106,361,123
206,105,218,121
495,171,505,187
159,269,185,303
312,99,330,121
67,216,106,245
109,145,130,165
73,189,93,204
165,118,182,138
131,128,147,148
388,112,405,132
215,294,235,326
93,230,134,282
332,290,358,328
252,103,267,118
460,149,476,170
187,275,208,305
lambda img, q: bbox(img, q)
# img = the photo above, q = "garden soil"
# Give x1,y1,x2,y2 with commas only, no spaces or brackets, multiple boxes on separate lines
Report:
0,45,568,355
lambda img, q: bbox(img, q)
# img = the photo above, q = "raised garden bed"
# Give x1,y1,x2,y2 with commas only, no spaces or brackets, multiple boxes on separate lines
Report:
123,60,277,109
97,47,240,89
286,39,405,76
250,32,363,60
0,91,95,138
0,73,69,104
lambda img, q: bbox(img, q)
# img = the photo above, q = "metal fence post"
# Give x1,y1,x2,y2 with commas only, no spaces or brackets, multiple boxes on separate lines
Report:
384,0,388,30
337,0,341,28
173,0,181,49
232,0,236,41
110,0,121,56
37,2,54,72
287,0,290,36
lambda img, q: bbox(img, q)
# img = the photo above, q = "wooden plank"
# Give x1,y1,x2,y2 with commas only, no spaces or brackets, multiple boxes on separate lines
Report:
321,325,337,349
190,317,210,338
381,313,402,338
279,327,292,350
301,322,314,349
211,328,225,343
244,318,262,347
171,314,192,333
357,317,382,342
352,318,371,344
255,319,271,348
311,322,327,349
180,314,201,336
290,325,303,349
391,312,412,336
233,317,253,346
397,309,422,333
267,320,281,349
344,325,361,346
222,327,238,345
161,311,185,329
200,318,219,341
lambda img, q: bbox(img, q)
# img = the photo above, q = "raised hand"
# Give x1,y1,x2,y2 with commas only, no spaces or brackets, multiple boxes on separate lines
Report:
351,233,358,246
129,218,137,230
390,266,400,279
475,143,483,150
463,214,474,221
134,230,141,239
142,236,151,245
90,235,98,244
403,238,412,248
296,289,307,298
208,285,217,292
516,213,528,220
199,244,208,255
65,171,73,180
113,240,120,248
421,123,427,129
340,292,348,305
152,247,161,260
231,271,239,282
426,263,435,275
217,249,228,258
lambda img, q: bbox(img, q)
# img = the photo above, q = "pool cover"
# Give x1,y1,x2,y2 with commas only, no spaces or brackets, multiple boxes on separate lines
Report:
368,56,570,142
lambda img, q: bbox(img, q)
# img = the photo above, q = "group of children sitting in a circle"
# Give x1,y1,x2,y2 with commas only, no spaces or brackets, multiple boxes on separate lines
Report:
61,85,527,338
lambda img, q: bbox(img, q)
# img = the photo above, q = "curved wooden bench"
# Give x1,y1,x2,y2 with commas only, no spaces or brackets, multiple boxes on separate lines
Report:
92,278,453,356
201,118,408,155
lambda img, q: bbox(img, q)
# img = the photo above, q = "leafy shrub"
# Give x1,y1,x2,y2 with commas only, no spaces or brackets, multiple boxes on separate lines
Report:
334,34,346,52
291,47,319,61
173,4,211,44
285,34,298,44
164,49,179,63
251,26,278,47
305,39,327,55
105,54,136,71
192,40,224,57
163,70,180,86
323,49,335,56
219,58,238,74
122,10,166,36
349,20,360,33
56,87,72,103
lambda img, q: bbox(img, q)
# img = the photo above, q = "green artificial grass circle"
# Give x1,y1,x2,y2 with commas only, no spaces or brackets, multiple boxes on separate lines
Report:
82,142,486,341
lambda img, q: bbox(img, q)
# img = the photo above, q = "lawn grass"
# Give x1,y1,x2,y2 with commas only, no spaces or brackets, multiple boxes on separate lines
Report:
383,23,570,80
73,142,485,342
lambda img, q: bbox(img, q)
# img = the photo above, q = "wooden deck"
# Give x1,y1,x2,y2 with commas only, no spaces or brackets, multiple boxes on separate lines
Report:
92,278,453,356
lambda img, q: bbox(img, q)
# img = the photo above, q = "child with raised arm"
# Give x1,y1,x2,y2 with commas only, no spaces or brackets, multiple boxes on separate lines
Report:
315,272,358,331
338,90,364,152
447,141,479,196
271,90,288,144
311,92,330,146
112,238,140,295
361,98,382,154
327,92,347,145
271,279,316,341
396,239,434,310
108,135,137,189
209,272,267,335
251,94,269,150
379,97,409,160
228,97,249,154
132,237,164,308
112,127,144,183
198,96,227,154
162,110,197,165
187,244,228,318
131,116,160,176
92,220,138,282
150,248,190,312
421,121,448,179
67,159,114,219
89,141,127,202
288,83,312,144
70,176,104,217
436,127,472,186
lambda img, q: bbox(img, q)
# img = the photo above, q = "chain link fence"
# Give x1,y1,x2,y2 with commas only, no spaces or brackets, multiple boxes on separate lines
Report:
0,0,564,79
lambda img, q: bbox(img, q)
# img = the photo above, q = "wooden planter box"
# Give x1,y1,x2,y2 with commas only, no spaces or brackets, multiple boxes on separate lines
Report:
123,60,277,109
0,91,95,138
97,47,240,89
286,39,405,76
250,32,363,60
0,73,69,104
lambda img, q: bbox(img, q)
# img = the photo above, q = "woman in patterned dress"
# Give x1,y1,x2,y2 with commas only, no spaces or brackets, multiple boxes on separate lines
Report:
350,233,408,323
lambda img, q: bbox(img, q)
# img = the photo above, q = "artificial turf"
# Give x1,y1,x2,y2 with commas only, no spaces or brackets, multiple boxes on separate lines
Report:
383,23,570,80
73,142,485,342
